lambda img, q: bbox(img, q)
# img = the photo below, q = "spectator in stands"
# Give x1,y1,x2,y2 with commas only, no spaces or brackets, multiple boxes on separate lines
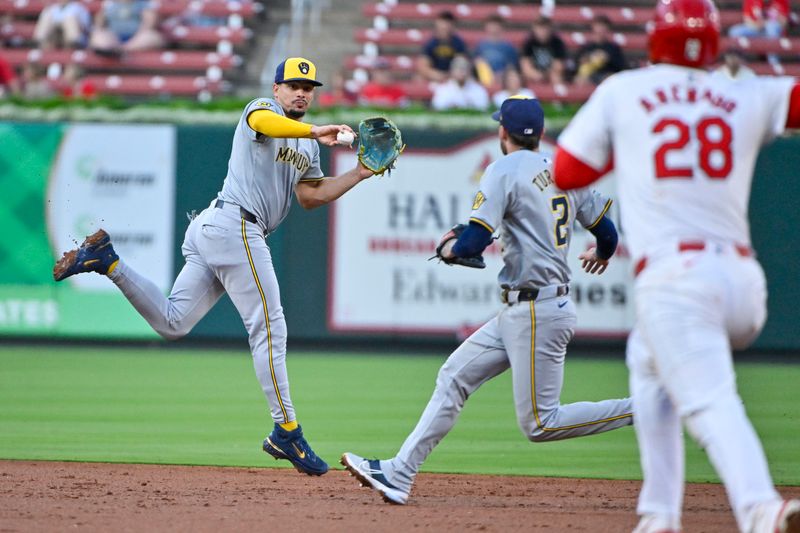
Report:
0,48,21,97
713,49,757,80
317,70,357,107
431,55,489,111
728,0,789,66
418,11,468,83
359,59,408,108
21,63,54,99
176,6,226,28
492,67,535,108
520,16,567,85
90,0,164,55
60,64,97,99
729,0,789,39
473,15,519,87
34,0,92,49
573,16,626,86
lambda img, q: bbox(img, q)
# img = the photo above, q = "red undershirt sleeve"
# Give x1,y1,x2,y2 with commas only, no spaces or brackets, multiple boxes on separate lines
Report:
785,83,800,129
553,147,614,190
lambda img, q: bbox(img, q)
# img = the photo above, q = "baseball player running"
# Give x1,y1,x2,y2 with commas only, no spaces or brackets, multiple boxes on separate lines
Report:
52,57,376,476
555,1,800,531
342,96,633,505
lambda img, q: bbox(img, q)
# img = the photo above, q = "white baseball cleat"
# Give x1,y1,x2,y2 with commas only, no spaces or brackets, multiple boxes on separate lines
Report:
748,499,800,533
340,452,409,505
632,514,681,533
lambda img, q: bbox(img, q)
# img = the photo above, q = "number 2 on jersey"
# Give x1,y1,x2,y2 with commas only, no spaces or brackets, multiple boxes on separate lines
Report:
653,116,733,179
551,196,569,247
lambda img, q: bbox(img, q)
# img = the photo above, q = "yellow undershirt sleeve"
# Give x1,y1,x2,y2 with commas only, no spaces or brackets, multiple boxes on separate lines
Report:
247,109,314,138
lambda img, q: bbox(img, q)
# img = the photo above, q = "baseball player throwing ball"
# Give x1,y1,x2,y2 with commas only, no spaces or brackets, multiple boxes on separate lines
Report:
52,57,401,476
342,96,633,505
555,1,800,531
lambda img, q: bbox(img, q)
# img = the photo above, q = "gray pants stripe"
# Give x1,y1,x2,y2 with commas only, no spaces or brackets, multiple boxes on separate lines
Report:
241,217,288,424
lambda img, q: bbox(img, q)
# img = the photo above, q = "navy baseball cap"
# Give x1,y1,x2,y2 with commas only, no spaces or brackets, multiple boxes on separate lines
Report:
274,57,323,86
491,96,544,137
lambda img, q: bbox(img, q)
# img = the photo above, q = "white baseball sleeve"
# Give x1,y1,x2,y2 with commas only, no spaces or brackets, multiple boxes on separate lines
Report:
557,78,615,171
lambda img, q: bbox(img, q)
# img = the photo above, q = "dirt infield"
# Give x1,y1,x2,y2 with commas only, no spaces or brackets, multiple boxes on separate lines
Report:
1,461,798,532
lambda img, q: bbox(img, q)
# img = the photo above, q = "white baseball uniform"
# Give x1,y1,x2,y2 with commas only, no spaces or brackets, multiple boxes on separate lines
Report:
379,148,633,494
107,97,324,425
558,64,795,531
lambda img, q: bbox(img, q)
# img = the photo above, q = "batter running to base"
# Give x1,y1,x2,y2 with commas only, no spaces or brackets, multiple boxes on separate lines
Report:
53,57,377,476
342,96,633,505
554,1,800,531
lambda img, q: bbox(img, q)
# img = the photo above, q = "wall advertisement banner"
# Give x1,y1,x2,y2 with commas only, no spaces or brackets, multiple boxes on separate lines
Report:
0,123,175,338
329,135,634,337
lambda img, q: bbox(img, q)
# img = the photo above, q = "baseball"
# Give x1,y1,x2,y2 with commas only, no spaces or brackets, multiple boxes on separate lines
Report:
337,130,355,146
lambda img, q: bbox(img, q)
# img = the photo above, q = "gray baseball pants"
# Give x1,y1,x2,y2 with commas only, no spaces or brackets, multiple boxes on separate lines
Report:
388,287,633,490
108,201,295,424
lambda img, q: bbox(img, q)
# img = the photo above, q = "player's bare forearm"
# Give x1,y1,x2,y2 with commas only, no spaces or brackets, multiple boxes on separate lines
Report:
294,164,373,209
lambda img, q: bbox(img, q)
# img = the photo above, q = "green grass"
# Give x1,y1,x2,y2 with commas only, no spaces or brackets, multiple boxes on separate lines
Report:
0,346,798,484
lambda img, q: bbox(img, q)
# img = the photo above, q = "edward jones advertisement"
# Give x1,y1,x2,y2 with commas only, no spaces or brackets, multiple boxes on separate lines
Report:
329,134,634,337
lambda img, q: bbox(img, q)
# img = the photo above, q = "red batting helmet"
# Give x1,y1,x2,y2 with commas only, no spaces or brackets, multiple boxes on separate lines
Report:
648,0,720,68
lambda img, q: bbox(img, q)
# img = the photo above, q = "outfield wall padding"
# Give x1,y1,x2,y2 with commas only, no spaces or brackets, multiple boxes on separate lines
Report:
0,122,797,351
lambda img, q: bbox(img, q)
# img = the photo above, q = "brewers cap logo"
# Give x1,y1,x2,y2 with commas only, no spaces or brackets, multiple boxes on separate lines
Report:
275,57,322,86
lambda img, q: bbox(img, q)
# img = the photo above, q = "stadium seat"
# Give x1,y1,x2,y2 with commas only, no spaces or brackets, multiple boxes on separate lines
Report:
164,24,251,46
354,28,800,58
345,54,416,73
362,3,742,29
82,74,225,96
0,0,263,18
400,79,595,104
1,21,251,47
347,0,799,107
346,53,800,80
0,0,261,98
2,49,241,73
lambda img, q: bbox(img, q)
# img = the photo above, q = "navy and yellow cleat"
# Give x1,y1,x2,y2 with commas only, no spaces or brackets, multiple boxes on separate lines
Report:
53,229,119,282
262,423,328,476
340,452,409,505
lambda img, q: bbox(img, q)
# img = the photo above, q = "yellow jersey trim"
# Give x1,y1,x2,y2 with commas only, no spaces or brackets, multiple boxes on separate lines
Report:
584,199,612,230
241,218,288,423
469,217,494,234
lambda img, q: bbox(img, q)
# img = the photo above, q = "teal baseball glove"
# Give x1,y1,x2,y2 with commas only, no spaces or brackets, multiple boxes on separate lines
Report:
357,117,405,175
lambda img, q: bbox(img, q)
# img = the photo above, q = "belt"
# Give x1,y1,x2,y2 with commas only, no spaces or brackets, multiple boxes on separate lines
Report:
215,199,258,225
633,240,753,277
501,284,569,305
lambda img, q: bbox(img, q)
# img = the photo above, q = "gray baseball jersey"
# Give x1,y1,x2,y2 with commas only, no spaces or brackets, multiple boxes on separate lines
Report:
469,149,611,288
105,97,324,427
362,148,632,499
219,98,324,234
